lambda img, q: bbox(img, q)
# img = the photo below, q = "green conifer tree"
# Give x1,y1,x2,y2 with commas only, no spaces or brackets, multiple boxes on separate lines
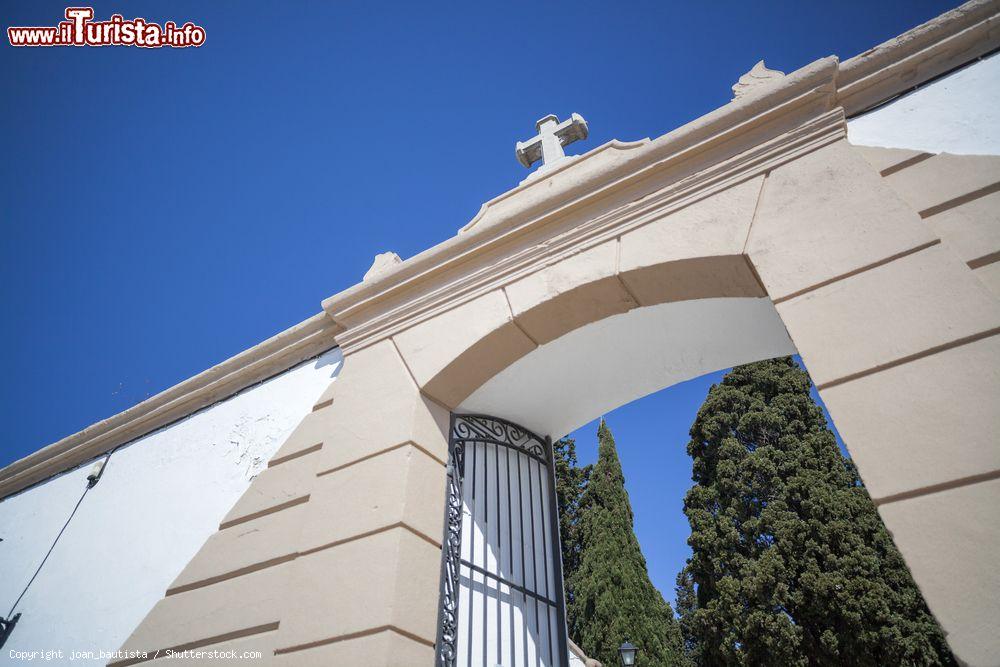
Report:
681,357,955,666
568,420,686,666
674,563,700,665
554,437,590,606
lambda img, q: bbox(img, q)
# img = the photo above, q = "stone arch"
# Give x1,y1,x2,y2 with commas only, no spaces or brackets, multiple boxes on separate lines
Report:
393,175,771,413
382,137,1000,664
388,137,999,508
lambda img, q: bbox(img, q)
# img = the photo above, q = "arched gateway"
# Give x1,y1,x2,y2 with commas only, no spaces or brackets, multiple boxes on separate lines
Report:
2,3,999,665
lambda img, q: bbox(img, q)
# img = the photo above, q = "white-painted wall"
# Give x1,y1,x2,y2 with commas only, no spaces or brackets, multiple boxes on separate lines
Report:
0,348,342,663
847,52,1000,155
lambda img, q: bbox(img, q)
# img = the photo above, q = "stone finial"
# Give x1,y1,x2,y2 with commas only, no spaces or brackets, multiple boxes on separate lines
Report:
515,113,589,174
732,60,785,100
363,251,402,281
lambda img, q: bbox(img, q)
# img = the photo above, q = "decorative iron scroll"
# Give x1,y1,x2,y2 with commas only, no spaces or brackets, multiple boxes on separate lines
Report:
437,432,465,665
452,414,547,462
435,414,569,667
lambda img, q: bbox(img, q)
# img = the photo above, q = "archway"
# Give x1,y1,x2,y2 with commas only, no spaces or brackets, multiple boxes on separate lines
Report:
112,56,1000,663
381,138,999,664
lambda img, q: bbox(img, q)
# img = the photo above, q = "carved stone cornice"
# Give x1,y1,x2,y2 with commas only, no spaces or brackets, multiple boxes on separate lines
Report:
323,0,1000,355
837,0,1000,116
732,61,786,100
323,57,843,355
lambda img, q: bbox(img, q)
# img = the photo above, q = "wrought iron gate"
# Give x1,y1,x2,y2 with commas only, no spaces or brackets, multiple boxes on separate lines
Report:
436,414,569,667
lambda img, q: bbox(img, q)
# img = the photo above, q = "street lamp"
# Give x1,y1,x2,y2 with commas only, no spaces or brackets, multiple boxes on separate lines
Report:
618,640,638,666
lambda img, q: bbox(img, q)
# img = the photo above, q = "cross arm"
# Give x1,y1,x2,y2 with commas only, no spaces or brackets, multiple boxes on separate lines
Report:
515,136,543,168
552,113,589,146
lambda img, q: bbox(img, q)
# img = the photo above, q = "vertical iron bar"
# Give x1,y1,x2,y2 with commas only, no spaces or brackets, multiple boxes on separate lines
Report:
526,452,541,667
516,448,529,667
482,442,488,667
506,444,515,664
467,439,478,667
533,455,554,667
545,436,570,667
495,437,502,665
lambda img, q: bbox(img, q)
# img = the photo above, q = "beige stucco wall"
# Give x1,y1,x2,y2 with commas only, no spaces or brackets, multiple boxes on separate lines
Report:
113,339,448,665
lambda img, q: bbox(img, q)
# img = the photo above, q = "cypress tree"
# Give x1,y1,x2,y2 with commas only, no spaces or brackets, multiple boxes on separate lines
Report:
675,563,700,665
554,437,590,601
568,420,686,666
681,357,955,666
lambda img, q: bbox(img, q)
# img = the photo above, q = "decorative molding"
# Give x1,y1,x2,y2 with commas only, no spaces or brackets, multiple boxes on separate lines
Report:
323,58,842,355
732,60,786,100
461,139,649,235
334,115,844,359
0,313,342,500
364,251,402,281
324,0,1000,353
326,55,838,335
837,0,1000,116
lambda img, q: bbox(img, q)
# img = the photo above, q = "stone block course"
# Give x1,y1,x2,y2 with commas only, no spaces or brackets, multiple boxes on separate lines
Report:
748,140,936,301
775,244,1000,387
878,478,1000,667
819,333,1000,501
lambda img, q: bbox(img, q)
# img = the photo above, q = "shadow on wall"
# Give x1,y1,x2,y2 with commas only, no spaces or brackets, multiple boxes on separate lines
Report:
314,348,344,377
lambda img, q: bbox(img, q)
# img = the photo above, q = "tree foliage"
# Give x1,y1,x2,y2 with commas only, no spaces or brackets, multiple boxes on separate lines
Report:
675,563,701,664
679,357,955,666
566,420,687,666
554,436,590,600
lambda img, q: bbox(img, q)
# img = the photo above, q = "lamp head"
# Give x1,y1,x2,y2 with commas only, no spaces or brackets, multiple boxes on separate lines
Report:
618,640,638,666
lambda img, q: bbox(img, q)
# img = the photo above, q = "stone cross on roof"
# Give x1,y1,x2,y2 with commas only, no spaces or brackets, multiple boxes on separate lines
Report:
515,113,589,174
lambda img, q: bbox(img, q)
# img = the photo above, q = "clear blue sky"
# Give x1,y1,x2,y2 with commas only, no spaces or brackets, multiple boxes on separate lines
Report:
3,0,954,604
